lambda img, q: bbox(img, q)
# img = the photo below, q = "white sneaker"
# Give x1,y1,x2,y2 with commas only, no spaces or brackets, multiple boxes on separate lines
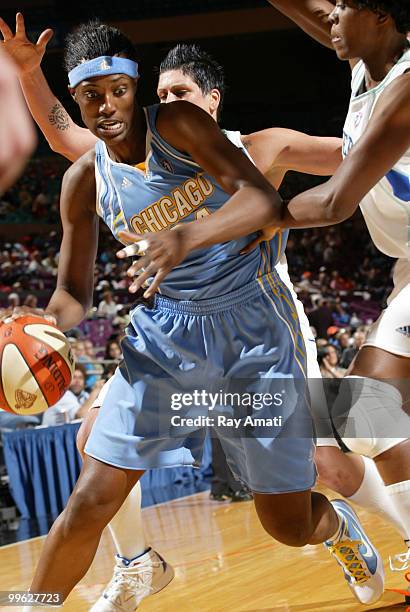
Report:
389,547,410,572
89,548,174,611
324,500,384,605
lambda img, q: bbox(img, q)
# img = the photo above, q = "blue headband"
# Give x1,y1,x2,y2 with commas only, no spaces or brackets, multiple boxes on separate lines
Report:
68,56,139,88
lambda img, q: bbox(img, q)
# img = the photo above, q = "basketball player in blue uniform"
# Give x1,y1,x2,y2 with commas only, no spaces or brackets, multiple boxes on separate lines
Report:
5,19,384,608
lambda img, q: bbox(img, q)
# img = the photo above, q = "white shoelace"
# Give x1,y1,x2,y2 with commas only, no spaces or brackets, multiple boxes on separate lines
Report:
104,560,164,601
389,548,410,572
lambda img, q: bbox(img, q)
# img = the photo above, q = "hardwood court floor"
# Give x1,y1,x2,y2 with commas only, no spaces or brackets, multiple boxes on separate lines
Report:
1,486,408,611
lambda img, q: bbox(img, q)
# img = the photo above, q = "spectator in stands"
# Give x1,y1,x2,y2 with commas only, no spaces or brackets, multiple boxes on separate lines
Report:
97,290,118,319
340,329,367,370
105,339,122,361
42,378,106,427
41,247,58,276
309,298,334,339
332,300,351,327
318,344,346,379
336,330,351,352
7,292,19,308
69,364,89,404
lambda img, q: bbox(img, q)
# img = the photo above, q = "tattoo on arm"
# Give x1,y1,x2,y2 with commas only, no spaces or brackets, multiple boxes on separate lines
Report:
48,103,70,131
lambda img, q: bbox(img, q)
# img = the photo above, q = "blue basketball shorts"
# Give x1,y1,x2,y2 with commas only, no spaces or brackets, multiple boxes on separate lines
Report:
85,272,316,493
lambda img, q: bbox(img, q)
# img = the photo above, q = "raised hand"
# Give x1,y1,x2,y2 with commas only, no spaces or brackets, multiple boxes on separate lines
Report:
0,12,53,75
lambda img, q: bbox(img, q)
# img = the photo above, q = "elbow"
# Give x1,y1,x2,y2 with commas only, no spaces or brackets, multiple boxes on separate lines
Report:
264,187,283,225
49,139,76,162
321,194,350,225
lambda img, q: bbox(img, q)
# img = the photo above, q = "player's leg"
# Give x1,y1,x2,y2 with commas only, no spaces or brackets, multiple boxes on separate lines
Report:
340,345,410,567
29,454,143,600
77,405,148,557
76,390,173,612
315,444,408,539
216,273,384,605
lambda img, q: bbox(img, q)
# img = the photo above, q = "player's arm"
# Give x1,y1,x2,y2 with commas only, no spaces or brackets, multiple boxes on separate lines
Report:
46,152,99,330
0,48,36,194
282,74,410,227
158,101,283,245
266,0,334,48
117,101,283,297
245,128,342,177
0,13,96,162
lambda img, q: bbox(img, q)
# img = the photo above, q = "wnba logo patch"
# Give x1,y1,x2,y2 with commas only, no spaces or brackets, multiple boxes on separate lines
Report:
15,389,36,411
354,111,363,128
160,158,174,174
396,325,410,337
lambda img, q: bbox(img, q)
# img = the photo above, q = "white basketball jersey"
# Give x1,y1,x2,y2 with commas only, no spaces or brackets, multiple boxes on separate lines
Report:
342,47,410,259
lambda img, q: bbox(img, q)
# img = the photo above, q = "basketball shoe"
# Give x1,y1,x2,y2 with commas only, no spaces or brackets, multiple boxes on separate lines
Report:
389,545,410,571
324,499,384,605
89,548,174,611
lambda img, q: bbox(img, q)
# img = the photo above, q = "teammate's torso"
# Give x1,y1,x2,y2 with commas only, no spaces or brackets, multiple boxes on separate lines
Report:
95,105,287,299
342,48,410,260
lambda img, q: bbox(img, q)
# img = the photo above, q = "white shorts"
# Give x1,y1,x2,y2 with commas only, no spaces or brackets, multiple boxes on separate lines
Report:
363,258,410,357
91,375,114,409
275,257,338,447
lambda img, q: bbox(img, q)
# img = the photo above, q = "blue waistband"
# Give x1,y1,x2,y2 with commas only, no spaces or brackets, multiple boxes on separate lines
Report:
152,272,281,315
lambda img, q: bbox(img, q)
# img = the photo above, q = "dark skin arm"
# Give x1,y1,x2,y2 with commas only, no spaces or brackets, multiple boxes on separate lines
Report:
267,0,334,48
282,73,410,227
46,151,99,331
118,100,283,296
266,1,359,68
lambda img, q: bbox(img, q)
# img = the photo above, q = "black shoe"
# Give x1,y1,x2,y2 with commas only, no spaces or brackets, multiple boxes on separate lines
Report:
209,491,231,502
230,488,253,502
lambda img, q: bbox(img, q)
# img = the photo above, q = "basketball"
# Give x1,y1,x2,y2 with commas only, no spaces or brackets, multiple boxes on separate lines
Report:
0,315,74,415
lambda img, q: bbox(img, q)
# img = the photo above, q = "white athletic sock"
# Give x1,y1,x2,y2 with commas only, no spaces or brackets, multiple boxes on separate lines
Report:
386,479,410,543
108,481,148,560
346,456,408,540
328,511,344,543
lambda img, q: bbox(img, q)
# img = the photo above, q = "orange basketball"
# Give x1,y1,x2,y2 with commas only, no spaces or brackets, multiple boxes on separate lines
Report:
0,315,74,415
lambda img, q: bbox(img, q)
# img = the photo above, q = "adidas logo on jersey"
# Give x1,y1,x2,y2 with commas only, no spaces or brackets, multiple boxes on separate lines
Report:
121,177,132,189
160,158,174,174
396,325,410,337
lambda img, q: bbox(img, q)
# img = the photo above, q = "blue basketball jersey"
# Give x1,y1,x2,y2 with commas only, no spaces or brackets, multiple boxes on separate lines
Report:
95,104,288,299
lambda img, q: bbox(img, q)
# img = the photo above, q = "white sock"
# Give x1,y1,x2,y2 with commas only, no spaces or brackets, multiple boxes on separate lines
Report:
108,481,148,560
346,456,408,540
386,479,410,544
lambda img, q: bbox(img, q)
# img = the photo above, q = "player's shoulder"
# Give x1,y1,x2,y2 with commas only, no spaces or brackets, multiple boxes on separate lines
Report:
61,149,96,207
156,100,214,136
375,71,410,122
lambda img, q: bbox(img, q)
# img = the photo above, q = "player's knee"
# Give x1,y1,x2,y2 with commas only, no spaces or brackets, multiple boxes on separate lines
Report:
63,484,116,533
315,448,348,491
257,514,311,547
